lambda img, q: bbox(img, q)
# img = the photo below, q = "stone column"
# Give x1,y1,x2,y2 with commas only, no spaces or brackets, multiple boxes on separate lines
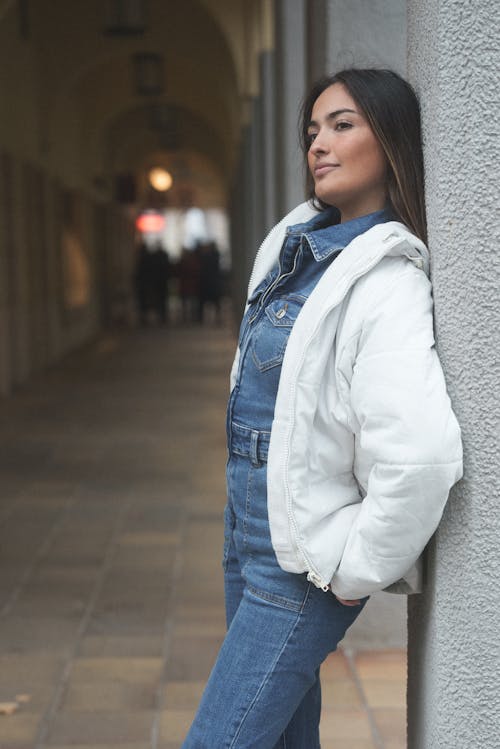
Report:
10,158,31,384
259,50,278,234
0,153,12,395
258,0,278,234
230,114,259,318
306,0,328,85
407,2,499,747
274,0,307,215
44,177,63,360
249,96,265,256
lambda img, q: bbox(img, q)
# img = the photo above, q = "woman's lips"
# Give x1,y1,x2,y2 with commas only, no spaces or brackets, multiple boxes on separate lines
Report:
314,163,340,177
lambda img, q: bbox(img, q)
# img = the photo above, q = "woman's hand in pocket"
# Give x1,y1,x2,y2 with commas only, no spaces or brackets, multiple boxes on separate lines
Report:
335,596,361,606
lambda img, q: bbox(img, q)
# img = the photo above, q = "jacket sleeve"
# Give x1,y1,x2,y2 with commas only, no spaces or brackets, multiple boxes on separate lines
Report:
329,265,463,600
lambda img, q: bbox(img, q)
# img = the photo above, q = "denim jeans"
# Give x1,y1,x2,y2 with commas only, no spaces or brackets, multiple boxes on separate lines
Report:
181,429,367,748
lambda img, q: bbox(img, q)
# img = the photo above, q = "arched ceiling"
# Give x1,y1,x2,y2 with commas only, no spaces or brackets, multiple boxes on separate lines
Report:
104,105,228,208
22,0,252,202
105,105,228,176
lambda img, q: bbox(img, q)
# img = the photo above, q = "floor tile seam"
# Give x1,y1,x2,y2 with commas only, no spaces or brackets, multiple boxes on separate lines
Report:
341,646,387,749
150,509,190,749
0,492,79,620
33,493,137,749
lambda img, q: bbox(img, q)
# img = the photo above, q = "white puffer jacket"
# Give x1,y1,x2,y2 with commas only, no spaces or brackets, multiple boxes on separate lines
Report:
231,202,463,601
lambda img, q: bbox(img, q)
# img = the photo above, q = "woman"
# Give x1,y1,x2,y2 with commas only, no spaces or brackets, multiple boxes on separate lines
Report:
182,68,462,748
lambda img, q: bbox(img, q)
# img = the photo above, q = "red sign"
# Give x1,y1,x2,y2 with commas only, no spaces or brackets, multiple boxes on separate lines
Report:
135,212,165,233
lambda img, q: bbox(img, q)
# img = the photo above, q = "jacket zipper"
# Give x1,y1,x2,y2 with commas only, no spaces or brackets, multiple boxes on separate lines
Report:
307,571,330,592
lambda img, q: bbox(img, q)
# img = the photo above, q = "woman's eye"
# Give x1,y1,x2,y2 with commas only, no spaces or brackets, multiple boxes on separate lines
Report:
334,121,352,131
307,132,317,144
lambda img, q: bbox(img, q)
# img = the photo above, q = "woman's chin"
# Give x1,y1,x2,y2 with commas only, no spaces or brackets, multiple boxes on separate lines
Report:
315,192,337,208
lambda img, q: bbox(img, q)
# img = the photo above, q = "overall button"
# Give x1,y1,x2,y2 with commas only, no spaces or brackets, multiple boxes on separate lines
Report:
276,305,288,319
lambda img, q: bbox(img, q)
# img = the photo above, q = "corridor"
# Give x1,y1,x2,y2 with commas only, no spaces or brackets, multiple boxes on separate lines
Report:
0,326,406,749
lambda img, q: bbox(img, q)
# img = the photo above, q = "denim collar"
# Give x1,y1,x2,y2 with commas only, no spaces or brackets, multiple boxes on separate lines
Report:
287,207,393,262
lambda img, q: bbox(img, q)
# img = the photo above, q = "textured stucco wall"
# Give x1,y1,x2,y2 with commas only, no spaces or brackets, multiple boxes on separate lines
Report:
407,1,500,747
274,0,307,215
326,0,407,75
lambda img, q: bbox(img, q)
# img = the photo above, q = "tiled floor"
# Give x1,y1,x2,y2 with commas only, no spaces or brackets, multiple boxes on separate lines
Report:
0,324,406,748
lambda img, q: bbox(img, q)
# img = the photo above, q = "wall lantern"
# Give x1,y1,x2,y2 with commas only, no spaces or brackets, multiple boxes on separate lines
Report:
133,53,164,96
149,105,180,150
18,0,30,38
149,104,176,132
149,168,173,192
104,0,146,36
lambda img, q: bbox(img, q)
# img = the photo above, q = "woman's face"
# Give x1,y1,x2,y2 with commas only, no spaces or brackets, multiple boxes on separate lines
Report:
307,83,388,222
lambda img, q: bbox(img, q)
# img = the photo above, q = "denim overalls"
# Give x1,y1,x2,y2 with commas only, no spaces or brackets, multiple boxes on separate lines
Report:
183,209,388,749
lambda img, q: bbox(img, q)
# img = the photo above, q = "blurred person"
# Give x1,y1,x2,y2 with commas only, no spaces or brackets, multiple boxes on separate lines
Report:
134,240,170,326
182,69,462,748
177,247,201,324
150,241,170,325
133,241,153,326
198,240,222,325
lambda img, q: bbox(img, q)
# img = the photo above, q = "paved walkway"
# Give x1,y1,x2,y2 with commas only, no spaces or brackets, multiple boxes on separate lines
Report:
0,325,406,749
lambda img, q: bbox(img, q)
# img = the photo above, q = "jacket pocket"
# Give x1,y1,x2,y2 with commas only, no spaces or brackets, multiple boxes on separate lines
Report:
251,297,303,372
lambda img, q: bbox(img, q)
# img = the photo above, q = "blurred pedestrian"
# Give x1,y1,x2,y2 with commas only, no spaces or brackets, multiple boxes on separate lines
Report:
134,241,170,326
177,247,201,324
150,241,170,325
198,240,222,325
133,241,153,326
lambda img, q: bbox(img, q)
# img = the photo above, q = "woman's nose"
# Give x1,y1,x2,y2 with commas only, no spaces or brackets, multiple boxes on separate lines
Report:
310,132,328,154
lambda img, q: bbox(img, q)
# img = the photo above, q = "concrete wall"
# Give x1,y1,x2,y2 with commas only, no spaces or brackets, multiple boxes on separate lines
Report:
274,0,308,215
407,1,500,747
0,149,134,395
0,8,38,160
325,0,407,74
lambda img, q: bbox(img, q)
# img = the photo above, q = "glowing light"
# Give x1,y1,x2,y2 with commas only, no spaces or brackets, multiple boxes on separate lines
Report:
149,167,173,192
135,212,165,233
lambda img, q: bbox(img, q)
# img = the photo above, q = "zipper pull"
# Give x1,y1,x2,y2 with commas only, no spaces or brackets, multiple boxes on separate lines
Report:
307,571,330,592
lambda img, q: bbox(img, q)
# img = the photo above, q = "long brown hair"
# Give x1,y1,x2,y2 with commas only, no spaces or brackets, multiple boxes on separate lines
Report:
300,69,427,244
